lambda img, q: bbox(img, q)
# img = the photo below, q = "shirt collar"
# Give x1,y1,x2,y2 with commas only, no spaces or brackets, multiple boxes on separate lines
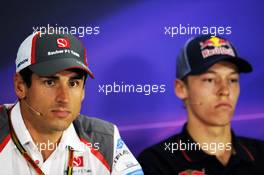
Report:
59,123,86,152
11,102,33,146
10,102,85,152
232,133,255,162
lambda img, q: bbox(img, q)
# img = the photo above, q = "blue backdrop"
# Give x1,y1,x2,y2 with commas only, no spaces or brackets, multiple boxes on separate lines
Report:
1,0,264,156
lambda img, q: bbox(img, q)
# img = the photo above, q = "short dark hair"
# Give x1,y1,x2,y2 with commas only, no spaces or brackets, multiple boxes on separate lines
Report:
19,67,33,87
19,67,87,88
181,76,189,86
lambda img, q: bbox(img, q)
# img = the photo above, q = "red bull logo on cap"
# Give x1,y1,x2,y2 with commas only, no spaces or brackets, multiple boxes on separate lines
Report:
199,36,235,59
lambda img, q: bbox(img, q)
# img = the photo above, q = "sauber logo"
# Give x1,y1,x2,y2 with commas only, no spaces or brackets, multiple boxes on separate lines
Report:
57,38,70,48
73,156,84,167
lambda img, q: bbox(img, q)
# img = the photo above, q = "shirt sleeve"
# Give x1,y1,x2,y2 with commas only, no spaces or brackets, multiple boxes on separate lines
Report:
111,125,144,175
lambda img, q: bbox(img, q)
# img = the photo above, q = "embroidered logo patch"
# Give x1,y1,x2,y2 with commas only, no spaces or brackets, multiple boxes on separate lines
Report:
199,36,235,59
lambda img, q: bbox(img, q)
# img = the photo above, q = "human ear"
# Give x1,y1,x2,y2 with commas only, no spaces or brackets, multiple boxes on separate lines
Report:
174,79,188,100
14,73,27,99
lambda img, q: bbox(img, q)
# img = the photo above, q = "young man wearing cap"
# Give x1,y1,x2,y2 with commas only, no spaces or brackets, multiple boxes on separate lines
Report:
0,32,143,175
138,35,264,175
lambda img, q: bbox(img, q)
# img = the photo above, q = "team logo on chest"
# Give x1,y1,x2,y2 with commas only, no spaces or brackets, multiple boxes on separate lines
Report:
73,156,84,167
178,169,206,175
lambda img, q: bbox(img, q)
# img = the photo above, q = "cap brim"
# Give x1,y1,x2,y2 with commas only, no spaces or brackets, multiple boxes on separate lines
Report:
29,58,94,78
190,56,253,75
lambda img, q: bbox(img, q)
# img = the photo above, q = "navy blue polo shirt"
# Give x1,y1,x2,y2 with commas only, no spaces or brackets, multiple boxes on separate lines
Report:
138,124,264,175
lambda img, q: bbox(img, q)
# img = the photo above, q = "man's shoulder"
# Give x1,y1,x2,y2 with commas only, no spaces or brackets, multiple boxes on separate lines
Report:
74,115,115,137
0,105,9,127
0,104,11,146
146,133,180,150
237,136,264,144
0,105,4,112
138,133,182,160
233,135,264,164
0,104,8,114
237,135,264,153
137,133,183,174
73,115,117,168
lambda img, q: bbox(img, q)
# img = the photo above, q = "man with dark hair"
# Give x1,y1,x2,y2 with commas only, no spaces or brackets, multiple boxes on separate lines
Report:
138,35,264,175
0,32,143,175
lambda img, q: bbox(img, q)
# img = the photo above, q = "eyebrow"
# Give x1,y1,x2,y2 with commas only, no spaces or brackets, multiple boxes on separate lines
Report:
203,70,239,75
39,75,84,80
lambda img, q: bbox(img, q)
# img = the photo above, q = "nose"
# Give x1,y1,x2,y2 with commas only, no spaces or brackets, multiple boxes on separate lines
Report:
55,83,69,104
217,79,230,97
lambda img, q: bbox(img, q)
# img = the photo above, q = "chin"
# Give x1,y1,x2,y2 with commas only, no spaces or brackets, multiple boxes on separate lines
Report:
213,122,230,127
53,125,70,132
50,121,72,132
208,117,231,127
203,114,232,127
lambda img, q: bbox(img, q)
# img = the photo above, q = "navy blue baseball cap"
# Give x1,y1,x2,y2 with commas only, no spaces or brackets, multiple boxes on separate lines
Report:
176,35,253,79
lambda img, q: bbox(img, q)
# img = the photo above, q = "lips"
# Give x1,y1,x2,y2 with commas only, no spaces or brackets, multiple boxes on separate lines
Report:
215,102,232,109
51,108,71,118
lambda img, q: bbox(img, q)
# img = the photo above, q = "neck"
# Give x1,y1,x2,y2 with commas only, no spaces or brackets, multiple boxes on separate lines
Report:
28,125,62,161
20,103,63,161
187,120,232,145
187,116,233,165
